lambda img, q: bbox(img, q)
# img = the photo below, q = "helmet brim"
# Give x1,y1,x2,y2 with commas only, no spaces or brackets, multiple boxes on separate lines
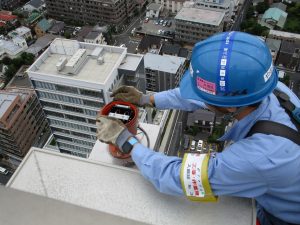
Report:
179,70,203,102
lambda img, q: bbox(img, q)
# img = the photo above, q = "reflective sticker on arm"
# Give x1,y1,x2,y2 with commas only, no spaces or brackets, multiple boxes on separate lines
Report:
180,153,218,202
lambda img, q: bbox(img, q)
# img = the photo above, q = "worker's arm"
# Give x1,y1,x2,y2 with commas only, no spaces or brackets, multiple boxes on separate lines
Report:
131,143,184,196
153,88,206,111
131,140,268,198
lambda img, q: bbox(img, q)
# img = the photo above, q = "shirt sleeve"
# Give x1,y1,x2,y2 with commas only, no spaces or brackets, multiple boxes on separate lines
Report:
131,143,184,196
154,88,206,111
208,141,268,198
131,140,267,199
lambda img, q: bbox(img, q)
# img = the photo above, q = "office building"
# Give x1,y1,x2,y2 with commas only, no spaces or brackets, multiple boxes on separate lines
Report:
144,53,186,92
175,7,225,44
27,38,144,158
45,0,136,28
194,0,239,22
152,0,186,14
0,88,49,168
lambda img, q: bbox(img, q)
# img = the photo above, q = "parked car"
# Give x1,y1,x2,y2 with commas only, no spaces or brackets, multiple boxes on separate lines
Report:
183,136,190,150
167,21,172,27
0,166,8,175
144,17,149,23
197,140,203,150
190,140,196,151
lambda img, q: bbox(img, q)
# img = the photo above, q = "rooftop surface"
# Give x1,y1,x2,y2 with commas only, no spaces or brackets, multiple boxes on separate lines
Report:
196,0,231,8
0,93,17,118
0,39,22,54
269,30,300,40
147,3,161,10
118,53,143,71
8,148,254,225
144,53,185,73
29,39,125,84
175,7,225,26
262,8,287,28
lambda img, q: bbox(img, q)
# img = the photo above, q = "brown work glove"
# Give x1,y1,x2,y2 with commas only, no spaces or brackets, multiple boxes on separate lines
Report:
96,115,133,153
110,86,151,107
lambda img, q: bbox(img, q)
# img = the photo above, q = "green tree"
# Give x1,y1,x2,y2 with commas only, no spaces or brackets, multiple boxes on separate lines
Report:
0,26,6,35
287,2,300,17
11,57,23,68
2,56,12,65
250,23,267,35
240,18,256,30
284,2,300,33
20,52,35,65
246,5,255,19
256,1,269,14
64,31,71,39
4,65,17,84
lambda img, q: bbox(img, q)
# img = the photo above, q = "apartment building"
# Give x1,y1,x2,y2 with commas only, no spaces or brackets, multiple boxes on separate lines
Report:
27,38,144,158
175,7,225,44
0,88,49,168
194,0,238,22
268,30,300,42
152,0,186,14
144,53,186,92
8,26,32,40
45,0,136,28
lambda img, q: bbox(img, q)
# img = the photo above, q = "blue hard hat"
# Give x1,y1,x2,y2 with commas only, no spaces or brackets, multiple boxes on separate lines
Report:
180,31,278,107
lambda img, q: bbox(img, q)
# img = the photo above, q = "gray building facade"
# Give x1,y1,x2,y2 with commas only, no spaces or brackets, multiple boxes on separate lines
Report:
144,53,186,92
45,0,136,27
175,7,225,44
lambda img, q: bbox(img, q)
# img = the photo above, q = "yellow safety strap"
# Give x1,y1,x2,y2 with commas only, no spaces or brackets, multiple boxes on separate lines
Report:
180,153,218,202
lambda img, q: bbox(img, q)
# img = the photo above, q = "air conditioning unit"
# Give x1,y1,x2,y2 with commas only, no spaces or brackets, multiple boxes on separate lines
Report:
56,57,68,71
97,56,104,65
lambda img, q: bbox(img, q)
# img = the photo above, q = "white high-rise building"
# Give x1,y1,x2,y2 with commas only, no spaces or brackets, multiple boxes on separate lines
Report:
27,39,144,158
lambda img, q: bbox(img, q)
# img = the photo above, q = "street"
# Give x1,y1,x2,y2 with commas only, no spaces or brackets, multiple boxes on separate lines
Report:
231,0,251,31
112,12,146,53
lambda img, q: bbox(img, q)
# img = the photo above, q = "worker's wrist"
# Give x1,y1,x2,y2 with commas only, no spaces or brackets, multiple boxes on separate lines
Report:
116,129,133,150
140,94,155,107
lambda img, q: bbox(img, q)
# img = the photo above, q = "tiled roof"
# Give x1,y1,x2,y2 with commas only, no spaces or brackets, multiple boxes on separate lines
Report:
36,18,51,32
0,14,17,21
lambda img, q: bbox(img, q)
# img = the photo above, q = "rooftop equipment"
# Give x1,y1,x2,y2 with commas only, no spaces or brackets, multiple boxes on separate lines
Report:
100,101,138,159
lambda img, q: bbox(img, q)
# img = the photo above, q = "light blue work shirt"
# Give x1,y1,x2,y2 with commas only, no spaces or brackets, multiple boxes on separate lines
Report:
131,82,300,224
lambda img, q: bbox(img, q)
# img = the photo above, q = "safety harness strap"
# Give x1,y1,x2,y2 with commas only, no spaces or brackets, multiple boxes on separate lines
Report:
247,90,300,145
247,120,300,145
273,89,300,131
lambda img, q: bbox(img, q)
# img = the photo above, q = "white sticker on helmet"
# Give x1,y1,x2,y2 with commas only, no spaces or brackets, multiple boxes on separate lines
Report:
264,64,273,82
189,65,194,77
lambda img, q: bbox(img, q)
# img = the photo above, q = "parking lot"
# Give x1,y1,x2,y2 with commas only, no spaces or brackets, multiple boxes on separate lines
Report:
135,17,175,39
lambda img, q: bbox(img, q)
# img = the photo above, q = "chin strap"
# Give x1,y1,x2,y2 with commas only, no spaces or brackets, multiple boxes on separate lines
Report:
222,106,248,122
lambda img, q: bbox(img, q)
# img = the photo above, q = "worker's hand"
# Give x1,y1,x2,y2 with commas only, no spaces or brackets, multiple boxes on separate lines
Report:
96,115,133,153
111,86,151,107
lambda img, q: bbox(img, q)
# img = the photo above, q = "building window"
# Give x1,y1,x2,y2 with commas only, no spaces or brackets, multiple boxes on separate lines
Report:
82,99,103,108
80,89,103,98
56,84,78,94
62,105,84,114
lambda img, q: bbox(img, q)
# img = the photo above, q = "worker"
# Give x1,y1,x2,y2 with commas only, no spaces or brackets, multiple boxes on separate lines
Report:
96,32,300,225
